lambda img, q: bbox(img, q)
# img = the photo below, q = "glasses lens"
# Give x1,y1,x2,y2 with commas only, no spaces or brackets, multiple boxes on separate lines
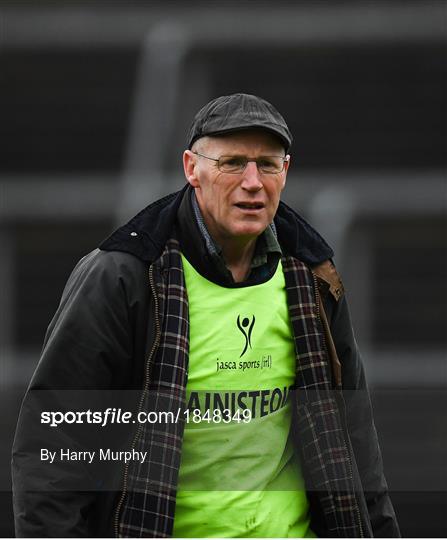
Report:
257,157,284,173
218,156,247,173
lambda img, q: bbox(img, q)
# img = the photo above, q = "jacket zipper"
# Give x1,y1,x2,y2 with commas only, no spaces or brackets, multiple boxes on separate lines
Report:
311,271,364,538
114,264,162,538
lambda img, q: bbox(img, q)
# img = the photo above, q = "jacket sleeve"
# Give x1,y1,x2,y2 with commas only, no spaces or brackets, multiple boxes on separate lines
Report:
326,291,401,537
11,249,146,537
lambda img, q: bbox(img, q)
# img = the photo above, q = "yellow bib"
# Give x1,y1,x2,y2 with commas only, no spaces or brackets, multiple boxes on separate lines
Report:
173,255,314,538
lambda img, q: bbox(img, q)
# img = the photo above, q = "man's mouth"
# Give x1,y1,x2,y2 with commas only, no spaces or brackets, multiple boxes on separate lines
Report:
235,202,265,210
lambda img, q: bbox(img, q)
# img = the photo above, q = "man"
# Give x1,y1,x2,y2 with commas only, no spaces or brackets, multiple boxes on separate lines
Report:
12,93,400,537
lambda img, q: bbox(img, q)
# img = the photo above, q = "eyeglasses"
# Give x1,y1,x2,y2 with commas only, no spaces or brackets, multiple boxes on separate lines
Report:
193,151,289,174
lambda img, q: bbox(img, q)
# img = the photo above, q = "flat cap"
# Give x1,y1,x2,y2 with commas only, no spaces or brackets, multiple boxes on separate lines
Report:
187,93,292,152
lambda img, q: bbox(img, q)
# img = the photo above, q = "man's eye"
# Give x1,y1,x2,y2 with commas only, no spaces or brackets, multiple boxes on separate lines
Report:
223,157,244,166
258,158,277,170
258,159,273,167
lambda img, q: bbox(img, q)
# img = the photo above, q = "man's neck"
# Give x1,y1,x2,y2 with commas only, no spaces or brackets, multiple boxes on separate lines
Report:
219,236,257,283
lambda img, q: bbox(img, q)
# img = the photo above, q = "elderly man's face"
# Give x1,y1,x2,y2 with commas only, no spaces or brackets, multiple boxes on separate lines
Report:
183,130,289,246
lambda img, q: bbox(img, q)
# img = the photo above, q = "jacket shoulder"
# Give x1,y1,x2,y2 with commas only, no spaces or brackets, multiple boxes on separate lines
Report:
66,248,148,291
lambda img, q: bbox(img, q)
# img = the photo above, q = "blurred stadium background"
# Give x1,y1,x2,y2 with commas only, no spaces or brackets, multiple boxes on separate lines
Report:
0,1,446,536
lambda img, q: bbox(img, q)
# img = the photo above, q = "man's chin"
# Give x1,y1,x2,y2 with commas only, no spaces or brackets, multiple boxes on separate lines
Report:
229,223,267,239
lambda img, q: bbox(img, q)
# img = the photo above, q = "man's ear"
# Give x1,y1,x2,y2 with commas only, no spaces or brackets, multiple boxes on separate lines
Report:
281,155,291,189
183,150,200,188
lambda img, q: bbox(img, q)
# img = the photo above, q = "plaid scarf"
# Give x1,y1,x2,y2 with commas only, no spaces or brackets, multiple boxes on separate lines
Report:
116,239,362,537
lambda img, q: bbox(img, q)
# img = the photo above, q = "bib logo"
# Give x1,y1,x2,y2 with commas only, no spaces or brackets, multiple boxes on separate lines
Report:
237,315,255,357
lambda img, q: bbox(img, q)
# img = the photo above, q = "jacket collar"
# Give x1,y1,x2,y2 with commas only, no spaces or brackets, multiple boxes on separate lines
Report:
99,185,333,267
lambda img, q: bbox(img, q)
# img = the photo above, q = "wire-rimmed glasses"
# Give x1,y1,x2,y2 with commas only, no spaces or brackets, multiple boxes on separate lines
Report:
193,152,289,174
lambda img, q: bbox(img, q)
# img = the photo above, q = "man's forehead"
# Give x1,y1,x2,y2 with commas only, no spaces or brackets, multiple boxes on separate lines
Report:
196,129,285,154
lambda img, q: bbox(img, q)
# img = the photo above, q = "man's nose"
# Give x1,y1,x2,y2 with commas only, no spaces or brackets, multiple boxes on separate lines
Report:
241,161,263,191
